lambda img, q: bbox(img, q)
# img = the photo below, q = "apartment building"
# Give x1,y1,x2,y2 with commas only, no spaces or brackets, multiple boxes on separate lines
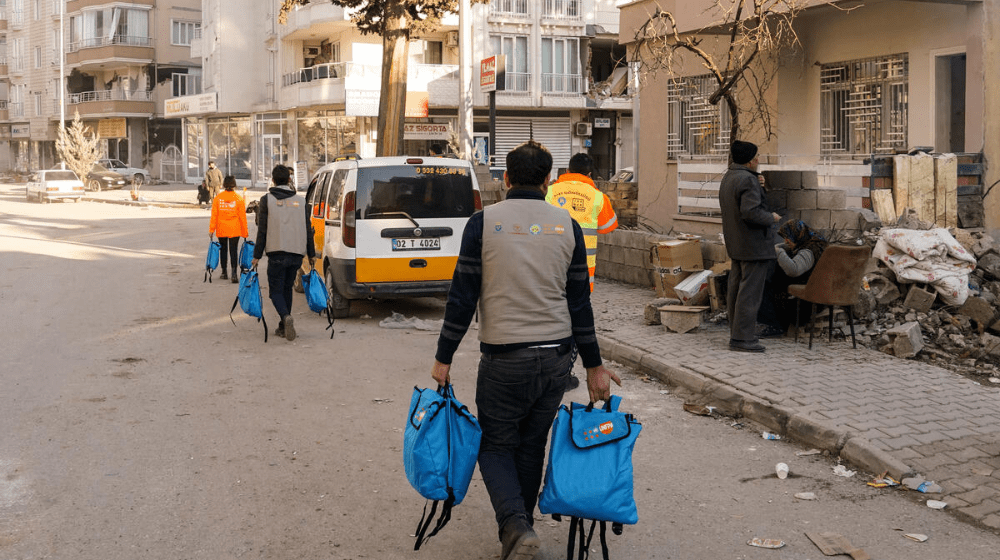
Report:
619,0,1000,236
0,0,201,177
170,0,635,187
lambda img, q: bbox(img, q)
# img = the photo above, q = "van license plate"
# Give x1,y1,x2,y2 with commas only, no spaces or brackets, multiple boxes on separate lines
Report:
392,238,441,251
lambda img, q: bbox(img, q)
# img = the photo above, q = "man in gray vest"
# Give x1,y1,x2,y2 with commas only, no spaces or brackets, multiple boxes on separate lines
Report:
431,140,621,560
251,165,316,341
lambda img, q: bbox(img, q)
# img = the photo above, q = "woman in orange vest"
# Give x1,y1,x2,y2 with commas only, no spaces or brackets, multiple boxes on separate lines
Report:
209,175,249,283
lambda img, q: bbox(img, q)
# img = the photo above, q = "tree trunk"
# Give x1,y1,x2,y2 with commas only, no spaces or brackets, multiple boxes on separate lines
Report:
377,0,409,157
725,91,740,163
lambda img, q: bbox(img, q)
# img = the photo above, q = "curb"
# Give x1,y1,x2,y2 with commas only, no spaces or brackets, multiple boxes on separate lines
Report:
81,196,203,209
598,334,915,480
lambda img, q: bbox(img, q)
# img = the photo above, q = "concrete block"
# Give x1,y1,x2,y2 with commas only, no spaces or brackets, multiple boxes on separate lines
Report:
903,286,936,312
958,296,997,327
979,253,1000,281
700,241,729,266
858,209,882,232
765,190,787,210
801,171,819,189
788,189,817,210
660,305,709,333
817,189,847,209
830,209,863,231
799,209,831,230
980,333,1000,357
973,235,999,258
887,321,924,358
625,248,647,269
608,246,626,265
765,170,802,190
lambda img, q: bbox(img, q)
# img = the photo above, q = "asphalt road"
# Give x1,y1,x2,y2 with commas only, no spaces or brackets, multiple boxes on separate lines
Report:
1,185,997,559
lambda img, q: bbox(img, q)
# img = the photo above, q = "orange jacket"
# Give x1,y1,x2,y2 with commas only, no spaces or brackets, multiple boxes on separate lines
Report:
209,190,249,238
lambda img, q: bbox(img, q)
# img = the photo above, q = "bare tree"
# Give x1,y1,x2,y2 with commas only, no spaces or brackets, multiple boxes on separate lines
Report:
56,111,102,189
630,0,815,147
279,0,486,157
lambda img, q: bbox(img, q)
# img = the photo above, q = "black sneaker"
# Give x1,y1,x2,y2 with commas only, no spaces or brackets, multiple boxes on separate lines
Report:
231,270,238,284
219,270,228,280
500,518,540,560
274,325,285,338
757,324,785,338
729,340,766,353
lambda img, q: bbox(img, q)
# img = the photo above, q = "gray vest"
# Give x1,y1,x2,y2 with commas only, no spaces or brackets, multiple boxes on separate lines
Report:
479,198,576,345
265,193,308,255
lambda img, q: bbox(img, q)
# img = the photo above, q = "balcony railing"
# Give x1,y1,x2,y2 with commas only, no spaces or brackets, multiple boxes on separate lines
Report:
542,0,581,19
500,71,531,93
282,62,459,88
542,73,584,95
491,0,530,18
68,35,152,53
282,62,347,86
10,102,24,117
69,89,153,104
10,56,26,72
10,9,24,27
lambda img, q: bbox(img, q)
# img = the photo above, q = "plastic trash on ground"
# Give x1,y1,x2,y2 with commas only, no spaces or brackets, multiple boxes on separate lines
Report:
867,474,900,488
747,537,785,549
904,533,929,542
775,463,789,479
762,432,781,440
926,500,947,509
683,403,715,416
378,311,443,331
794,492,817,500
832,465,856,478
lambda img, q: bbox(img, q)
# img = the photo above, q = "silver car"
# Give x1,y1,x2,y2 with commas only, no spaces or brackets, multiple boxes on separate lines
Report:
25,169,85,203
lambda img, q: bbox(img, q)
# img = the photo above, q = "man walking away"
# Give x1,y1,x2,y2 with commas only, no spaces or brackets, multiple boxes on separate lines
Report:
251,165,316,342
430,140,621,560
718,140,780,353
545,153,618,292
205,161,224,200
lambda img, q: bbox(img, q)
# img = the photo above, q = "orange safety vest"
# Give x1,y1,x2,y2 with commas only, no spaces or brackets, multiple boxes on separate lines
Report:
545,172,618,291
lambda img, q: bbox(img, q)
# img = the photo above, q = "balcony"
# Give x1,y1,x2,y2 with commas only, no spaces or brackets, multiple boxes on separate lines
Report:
9,56,26,74
541,0,582,21
67,89,154,117
280,1,351,41
66,35,153,70
279,62,459,111
542,73,584,96
68,0,153,10
9,101,24,118
10,10,24,29
490,0,531,19
190,27,202,59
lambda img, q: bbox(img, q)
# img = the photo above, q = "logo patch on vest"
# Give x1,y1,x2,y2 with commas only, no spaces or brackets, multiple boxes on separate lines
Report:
494,222,503,233
571,198,586,212
557,196,567,207
529,224,541,235
543,224,566,235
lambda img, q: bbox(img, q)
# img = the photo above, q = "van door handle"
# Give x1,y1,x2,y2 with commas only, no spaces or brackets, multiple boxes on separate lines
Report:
409,259,428,268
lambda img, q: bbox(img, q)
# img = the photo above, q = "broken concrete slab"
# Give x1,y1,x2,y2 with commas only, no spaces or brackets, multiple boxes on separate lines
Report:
887,321,924,358
903,286,936,312
973,235,999,259
958,296,997,328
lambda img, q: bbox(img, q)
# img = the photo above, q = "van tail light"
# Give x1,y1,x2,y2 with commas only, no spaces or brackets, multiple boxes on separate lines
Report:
343,191,356,248
474,190,483,211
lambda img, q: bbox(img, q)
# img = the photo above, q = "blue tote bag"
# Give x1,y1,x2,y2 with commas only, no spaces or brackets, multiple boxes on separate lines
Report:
238,239,255,271
204,240,221,283
301,268,335,338
403,383,481,550
229,268,268,342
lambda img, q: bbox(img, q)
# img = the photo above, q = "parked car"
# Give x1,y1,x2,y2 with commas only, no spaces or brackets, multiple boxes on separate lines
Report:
98,158,150,186
85,163,127,191
25,169,85,203
306,155,482,318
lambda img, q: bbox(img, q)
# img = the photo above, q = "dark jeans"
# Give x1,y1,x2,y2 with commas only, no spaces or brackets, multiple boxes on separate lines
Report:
758,263,814,331
476,345,573,539
218,237,239,272
727,259,771,342
266,253,302,320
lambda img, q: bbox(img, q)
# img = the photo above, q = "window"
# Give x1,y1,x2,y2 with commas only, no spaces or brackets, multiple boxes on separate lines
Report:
491,0,528,16
489,34,528,91
541,37,580,93
171,20,200,46
665,73,731,158
424,41,442,65
70,7,150,50
172,70,202,97
543,0,580,18
33,45,40,68
33,92,41,116
820,53,908,156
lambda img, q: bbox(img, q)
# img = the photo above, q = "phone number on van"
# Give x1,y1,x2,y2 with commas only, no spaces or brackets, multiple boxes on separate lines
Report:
392,238,441,251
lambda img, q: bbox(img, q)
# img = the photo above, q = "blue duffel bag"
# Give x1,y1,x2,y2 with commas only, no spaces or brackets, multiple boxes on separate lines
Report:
229,267,268,342
539,395,641,559
403,383,481,550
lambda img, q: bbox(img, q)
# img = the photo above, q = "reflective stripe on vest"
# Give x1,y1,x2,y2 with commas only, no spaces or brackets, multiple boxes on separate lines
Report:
546,180,605,288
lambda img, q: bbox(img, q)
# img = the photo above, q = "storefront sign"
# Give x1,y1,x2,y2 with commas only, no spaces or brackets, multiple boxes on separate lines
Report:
98,118,127,138
405,91,429,118
403,123,450,140
294,160,309,190
593,118,611,128
11,124,29,138
346,89,380,117
480,55,506,93
164,92,218,118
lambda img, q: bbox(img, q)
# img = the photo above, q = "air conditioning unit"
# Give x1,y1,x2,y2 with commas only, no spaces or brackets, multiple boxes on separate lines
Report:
446,31,459,48
575,122,592,137
304,46,320,57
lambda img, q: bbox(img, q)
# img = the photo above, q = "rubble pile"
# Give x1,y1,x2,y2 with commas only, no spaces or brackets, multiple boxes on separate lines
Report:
849,214,1000,380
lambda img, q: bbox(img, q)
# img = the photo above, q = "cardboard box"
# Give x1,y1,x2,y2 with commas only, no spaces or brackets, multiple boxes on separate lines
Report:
653,270,692,298
651,240,704,272
673,269,713,306
659,305,710,333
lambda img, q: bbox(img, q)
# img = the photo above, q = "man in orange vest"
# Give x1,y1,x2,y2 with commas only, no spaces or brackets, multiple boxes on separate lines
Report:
546,153,618,292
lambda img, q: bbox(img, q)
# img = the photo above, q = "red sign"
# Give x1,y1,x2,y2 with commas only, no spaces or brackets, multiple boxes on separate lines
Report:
480,55,506,93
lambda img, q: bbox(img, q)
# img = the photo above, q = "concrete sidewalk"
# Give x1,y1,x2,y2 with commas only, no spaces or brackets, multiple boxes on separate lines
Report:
592,280,1000,533
81,182,264,208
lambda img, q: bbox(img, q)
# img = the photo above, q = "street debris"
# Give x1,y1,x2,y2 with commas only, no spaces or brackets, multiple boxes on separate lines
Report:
867,474,900,488
904,533,929,543
747,537,785,549
990,377,1000,384
806,532,871,560
902,476,942,493
832,465,856,478
926,500,948,509
682,403,716,416
371,398,393,404
378,312,442,331
795,448,822,457
775,462,789,479
761,432,781,440
794,492,817,500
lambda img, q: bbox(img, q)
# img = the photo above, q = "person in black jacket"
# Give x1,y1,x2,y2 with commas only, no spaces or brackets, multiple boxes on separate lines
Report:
251,165,316,341
719,141,781,352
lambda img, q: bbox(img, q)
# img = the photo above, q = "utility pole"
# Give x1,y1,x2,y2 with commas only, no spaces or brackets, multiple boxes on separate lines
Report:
59,0,66,169
457,0,473,159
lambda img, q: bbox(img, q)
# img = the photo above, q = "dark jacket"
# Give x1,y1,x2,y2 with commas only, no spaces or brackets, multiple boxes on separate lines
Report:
719,164,776,261
252,185,316,261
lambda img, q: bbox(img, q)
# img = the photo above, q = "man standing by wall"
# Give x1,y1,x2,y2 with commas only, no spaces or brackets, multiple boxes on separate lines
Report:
205,161,224,200
251,165,316,342
545,153,619,292
719,140,780,353
431,141,621,560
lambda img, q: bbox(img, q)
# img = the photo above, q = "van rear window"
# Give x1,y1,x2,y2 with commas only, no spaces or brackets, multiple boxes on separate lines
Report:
356,166,475,220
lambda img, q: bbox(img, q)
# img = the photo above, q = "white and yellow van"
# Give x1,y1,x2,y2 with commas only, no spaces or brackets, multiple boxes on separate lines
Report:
305,156,482,317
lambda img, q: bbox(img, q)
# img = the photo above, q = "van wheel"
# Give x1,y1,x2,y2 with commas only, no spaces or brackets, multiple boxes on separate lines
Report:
325,265,351,318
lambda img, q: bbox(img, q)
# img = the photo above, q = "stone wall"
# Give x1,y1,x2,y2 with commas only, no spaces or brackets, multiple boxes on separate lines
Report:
762,170,873,236
595,181,638,228
596,229,730,288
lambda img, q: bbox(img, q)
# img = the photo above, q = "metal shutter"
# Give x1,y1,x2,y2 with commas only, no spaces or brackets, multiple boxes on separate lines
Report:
495,117,572,172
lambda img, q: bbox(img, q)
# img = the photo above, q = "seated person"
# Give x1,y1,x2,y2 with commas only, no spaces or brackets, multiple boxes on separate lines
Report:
757,220,829,337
